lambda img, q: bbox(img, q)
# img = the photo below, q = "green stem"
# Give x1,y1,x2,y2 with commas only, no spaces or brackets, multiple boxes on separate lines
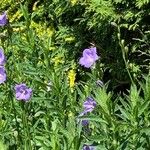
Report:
21,102,32,150
118,26,134,85
9,93,22,149
122,49,134,85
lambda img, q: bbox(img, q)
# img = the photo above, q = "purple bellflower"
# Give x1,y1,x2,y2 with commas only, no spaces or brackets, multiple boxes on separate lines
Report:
79,112,89,126
77,97,96,126
83,145,96,150
83,97,96,113
15,84,32,101
82,119,89,126
0,12,7,26
0,48,6,65
79,47,99,68
0,67,6,84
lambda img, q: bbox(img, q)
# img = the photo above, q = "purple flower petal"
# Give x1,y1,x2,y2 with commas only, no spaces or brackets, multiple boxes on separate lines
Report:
83,145,96,150
82,119,89,126
83,97,96,113
15,83,32,101
0,48,6,65
78,111,89,126
79,47,99,68
0,66,6,84
0,12,7,26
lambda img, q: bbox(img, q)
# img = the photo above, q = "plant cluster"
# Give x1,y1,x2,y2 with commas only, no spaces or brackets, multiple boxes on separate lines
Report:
0,0,150,150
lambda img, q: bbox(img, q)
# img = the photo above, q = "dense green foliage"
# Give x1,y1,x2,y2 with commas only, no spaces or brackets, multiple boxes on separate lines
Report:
0,0,150,149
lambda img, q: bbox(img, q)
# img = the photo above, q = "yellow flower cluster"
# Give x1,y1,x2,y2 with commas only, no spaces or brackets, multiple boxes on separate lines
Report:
68,69,76,88
13,26,25,32
9,10,23,23
70,0,78,6
1,0,11,9
30,21,54,38
52,56,64,66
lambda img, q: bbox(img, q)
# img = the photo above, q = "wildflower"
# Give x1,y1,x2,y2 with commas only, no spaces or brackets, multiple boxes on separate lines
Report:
30,21,54,38
83,145,96,150
0,67,6,84
0,12,7,26
46,26,54,37
15,84,32,101
96,80,104,87
0,48,6,65
68,69,76,88
77,97,96,127
49,46,56,51
52,56,64,66
83,97,96,113
82,120,89,126
68,111,74,117
79,47,99,68
9,10,22,23
78,112,89,126
13,26,25,32
65,36,75,42
70,0,78,6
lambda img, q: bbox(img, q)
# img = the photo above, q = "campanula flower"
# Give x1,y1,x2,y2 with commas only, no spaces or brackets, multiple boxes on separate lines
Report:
83,145,96,150
0,67,6,84
0,48,6,65
79,47,99,68
0,12,7,26
15,84,32,101
82,119,89,126
77,97,96,126
78,112,89,126
83,97,96,113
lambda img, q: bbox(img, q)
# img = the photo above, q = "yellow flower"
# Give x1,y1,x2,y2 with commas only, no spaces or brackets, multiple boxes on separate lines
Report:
30,21,54,38
65,36,75,43
9,10,23,22
46,26,54,37
70,0,78,6
68,111,74,117
49,46,56,51
30,21,39,29
68,69,76,88
52,56,64,66
13,26,25,32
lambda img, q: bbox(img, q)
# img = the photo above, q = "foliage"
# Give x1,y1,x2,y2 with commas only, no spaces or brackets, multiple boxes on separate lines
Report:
0,0,150,149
